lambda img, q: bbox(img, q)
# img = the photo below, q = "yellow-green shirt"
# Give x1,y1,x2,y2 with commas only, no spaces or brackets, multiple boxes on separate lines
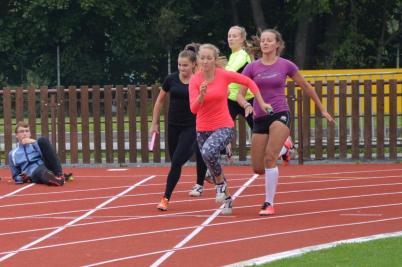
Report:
226,49,253,101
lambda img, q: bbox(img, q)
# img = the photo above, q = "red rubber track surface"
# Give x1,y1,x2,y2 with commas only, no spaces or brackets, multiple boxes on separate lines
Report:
0,163,401,266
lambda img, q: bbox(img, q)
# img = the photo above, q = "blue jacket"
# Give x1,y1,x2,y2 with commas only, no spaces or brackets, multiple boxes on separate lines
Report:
8,142,44,181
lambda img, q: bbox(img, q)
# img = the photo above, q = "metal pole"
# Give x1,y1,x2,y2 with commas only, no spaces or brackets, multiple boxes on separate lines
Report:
57,45,61,87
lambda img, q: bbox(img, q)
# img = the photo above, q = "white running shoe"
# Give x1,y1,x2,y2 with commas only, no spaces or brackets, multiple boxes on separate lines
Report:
221,196,233,215
189,184,203,197
215,181,227,203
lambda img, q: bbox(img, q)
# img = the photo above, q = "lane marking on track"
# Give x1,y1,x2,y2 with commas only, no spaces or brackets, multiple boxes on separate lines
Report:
0,175,402,202
106,169,128,172
1,201,402,256
80,174,259,267
4,173,401,199
6,214,222,220
283,168,402,178
0,175,156,263
340,213,383,217
83,216,402,266
2,186,402,223
152,174,259,267
2,179,402,211
0,184,35,200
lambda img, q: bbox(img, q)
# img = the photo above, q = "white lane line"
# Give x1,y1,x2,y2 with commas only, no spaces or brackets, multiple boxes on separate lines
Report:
0,175,155,263
0,184,35,200
285,168,402,177
9,214,218,220
106,169,128,172
84,216,402,266
76,167,402,179
2,188,402,224
3,179,402,215
5,173,402,200
340,213,383,217
149,174,259,267
225,231,402,266
1,201,402,256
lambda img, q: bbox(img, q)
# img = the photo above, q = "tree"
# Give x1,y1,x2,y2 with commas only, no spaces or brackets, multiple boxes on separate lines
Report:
249,0,266,30
154,7,185,75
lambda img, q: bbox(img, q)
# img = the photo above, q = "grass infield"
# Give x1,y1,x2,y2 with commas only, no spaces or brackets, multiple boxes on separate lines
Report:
261,236,402,266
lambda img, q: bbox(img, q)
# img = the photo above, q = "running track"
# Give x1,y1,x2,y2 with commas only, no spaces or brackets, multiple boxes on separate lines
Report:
0,163,401,266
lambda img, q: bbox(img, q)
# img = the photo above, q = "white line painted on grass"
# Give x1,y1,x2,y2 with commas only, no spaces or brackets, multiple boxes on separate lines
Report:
0,184,35,200
0,175,155,263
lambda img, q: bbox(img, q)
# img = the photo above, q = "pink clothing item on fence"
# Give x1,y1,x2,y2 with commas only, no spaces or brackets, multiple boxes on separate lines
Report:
242,57,298,119
189,68,260,131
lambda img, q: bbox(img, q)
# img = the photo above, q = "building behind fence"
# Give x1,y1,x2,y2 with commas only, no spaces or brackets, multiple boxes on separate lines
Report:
0,78,401,165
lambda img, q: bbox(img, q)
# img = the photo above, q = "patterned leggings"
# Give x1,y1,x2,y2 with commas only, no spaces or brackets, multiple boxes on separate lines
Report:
197,127,235,180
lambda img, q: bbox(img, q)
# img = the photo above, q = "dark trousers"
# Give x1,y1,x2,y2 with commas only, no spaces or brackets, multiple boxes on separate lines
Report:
31,137,63,184
164,125,207,200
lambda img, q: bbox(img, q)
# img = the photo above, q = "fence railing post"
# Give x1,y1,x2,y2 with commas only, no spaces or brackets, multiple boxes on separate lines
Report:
297,89,303,165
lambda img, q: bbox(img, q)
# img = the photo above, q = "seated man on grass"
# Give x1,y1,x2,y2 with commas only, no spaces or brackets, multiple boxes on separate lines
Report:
8,121,73,186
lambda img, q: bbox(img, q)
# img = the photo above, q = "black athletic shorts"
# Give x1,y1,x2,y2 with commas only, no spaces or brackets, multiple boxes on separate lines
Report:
252,111,291,134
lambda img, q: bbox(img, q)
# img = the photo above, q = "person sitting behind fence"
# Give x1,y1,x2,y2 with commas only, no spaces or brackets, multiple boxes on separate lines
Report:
8,121,73,186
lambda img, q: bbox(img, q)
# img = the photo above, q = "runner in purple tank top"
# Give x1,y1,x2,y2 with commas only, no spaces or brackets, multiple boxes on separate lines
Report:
237,29,334,216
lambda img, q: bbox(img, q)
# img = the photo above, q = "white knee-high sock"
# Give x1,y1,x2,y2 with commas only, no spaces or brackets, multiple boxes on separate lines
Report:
264,166,279,205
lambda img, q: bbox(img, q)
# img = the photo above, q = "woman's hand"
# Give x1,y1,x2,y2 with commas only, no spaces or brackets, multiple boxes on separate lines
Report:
150,123,159,135
261,103,273,114
244,103,253,117
197,81,208,104
321,109,335,123
200,81,208,97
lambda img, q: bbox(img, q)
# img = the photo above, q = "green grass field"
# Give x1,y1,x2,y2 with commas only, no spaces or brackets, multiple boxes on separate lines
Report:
260,235,402,266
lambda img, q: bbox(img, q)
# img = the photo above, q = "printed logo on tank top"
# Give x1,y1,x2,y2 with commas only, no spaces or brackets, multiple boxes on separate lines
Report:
280,115,288,123
256,71,280,79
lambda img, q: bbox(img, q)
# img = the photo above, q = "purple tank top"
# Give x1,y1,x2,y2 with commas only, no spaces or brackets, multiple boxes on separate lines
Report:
242,57,298,118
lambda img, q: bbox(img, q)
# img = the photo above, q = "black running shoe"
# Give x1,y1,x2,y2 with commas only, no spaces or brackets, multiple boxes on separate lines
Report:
43,171,65,186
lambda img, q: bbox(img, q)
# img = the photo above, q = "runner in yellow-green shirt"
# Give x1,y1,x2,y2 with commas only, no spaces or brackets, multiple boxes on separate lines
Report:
226,26,254,128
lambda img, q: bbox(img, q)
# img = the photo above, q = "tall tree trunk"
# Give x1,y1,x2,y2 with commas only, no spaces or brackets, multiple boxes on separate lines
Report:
294,18,309,68
322,14,340,68
375,2,388,67
294,4,312,68
230,0,240,25
250,0,266,30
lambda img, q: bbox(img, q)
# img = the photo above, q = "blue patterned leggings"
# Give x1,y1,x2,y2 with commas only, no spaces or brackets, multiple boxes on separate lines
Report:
197,127,235,180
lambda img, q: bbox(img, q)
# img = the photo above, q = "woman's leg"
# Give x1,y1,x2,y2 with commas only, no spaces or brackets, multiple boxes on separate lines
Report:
188,142,208,197
163,126,197,200
260,122,289,214
250,133,269,174
194,142,207,186
198,128,234,184
198,128,234,205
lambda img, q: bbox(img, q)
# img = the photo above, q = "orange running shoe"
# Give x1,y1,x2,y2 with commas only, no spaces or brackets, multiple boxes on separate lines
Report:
259,202,275,216
157,197,169,211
